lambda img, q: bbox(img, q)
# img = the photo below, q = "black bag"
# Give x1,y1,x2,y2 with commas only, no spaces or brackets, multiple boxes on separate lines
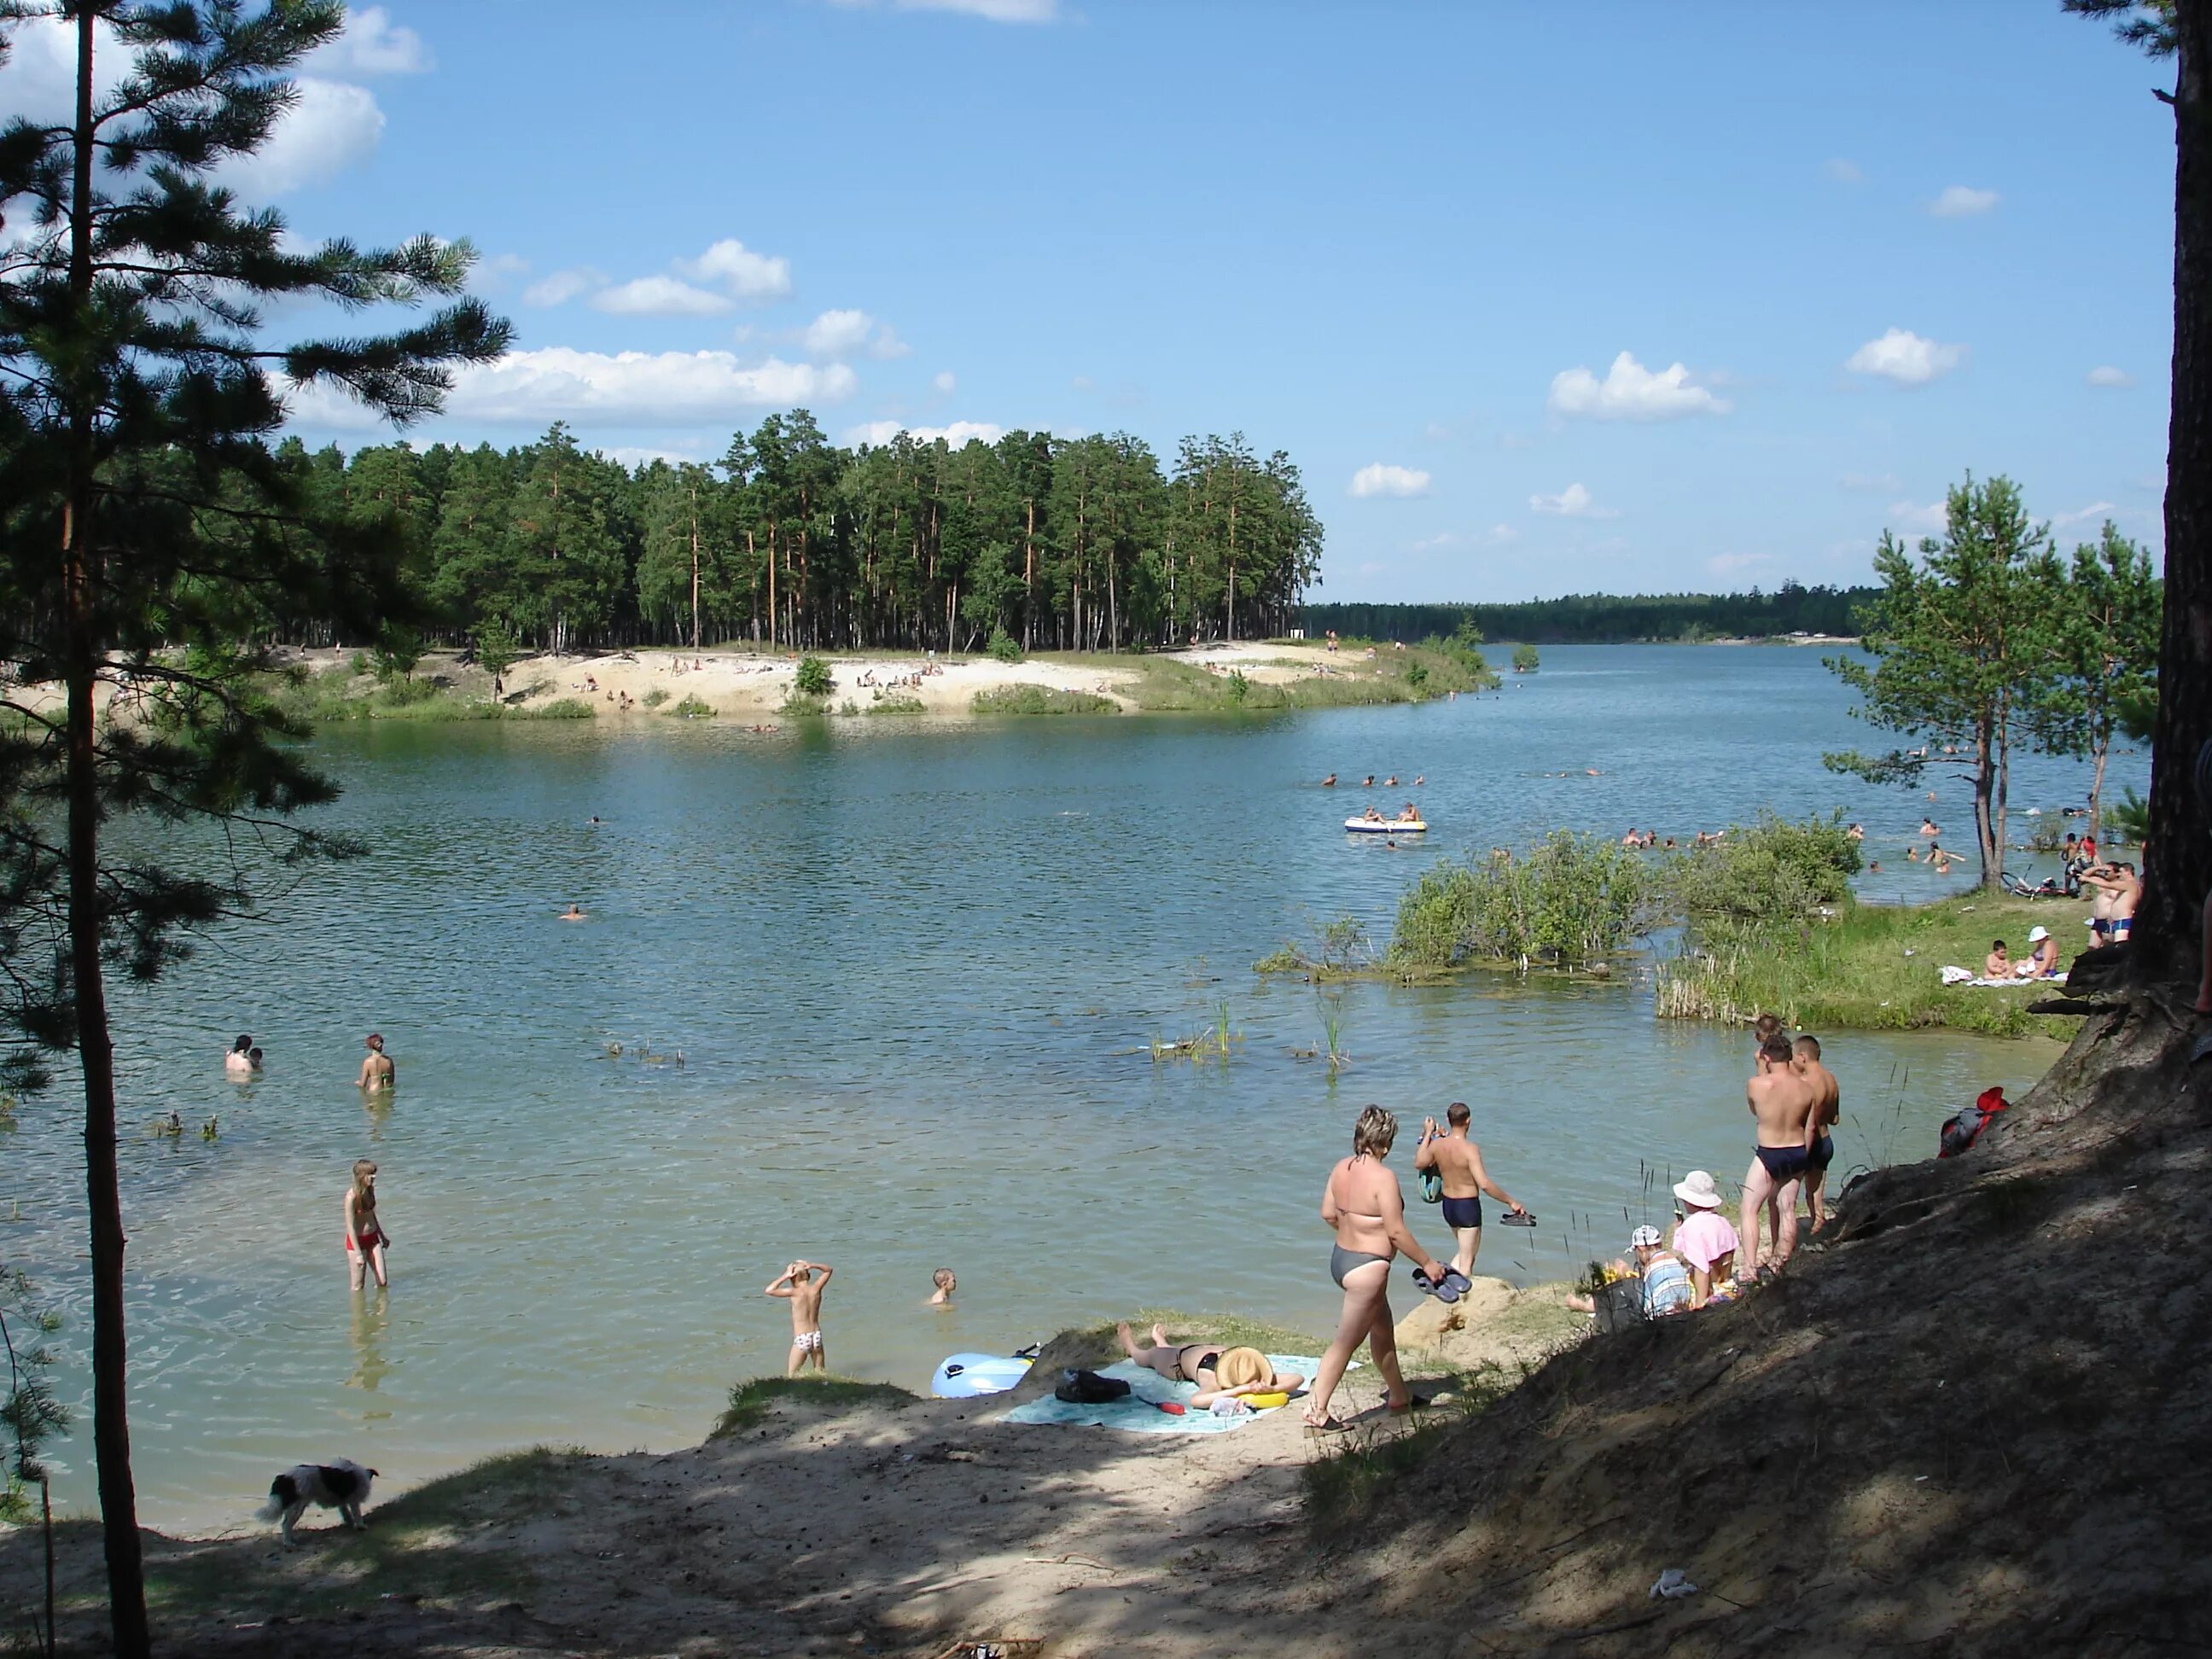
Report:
1055,1368,1132,1404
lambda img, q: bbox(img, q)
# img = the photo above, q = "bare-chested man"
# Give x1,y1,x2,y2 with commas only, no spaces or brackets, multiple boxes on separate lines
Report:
1739,1033,1819,1278
1793,1034,1842,1231
356,1033,395,1091
1415,1103,1527,1279
2082,861,2143,946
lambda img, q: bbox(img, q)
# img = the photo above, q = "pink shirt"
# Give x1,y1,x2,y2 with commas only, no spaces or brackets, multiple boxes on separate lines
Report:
1674,1210,1739,1276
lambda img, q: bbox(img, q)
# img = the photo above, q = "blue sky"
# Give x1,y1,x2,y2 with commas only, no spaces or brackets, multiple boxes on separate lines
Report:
9,1,2180,601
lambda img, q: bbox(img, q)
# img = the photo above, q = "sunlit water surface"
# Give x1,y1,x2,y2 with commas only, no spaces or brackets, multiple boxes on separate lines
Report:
1,645,2129,1526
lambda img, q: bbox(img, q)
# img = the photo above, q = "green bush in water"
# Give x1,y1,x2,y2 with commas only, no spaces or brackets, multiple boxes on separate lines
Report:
1389,830,1661,968
1666,810,1861,926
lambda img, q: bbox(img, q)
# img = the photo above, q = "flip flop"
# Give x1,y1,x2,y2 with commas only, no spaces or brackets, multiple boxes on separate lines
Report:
1410,1266,1463,1304
1304,1414,1353,1432
1440,1268,1473,1297
1499,1209,1538,1227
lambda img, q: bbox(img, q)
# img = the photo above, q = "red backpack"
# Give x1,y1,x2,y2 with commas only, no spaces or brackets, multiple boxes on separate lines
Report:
1938,1087,2009,1159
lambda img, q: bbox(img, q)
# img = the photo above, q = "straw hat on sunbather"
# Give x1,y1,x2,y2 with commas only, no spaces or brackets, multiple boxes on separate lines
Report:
1673,1170,1726,1210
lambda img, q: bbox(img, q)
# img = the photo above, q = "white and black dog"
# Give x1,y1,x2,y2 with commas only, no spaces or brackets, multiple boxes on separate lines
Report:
254,1459,378,1543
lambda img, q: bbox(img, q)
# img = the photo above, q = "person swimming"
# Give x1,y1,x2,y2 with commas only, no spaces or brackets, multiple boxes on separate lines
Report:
560,904,587,921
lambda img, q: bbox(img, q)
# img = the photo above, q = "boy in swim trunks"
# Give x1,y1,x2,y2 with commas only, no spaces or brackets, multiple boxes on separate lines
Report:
1414,1103,1528,1280
1793,1034,1842,1231
765,1260,835,1376
1739,1034,1819,1278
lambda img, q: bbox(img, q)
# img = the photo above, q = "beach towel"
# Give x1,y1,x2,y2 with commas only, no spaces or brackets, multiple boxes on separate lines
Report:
1939,966,2059,987
1001,1353,1324,1435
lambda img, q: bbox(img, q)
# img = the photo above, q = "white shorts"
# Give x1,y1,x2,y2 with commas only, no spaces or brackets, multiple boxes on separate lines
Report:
792,1330,823,1353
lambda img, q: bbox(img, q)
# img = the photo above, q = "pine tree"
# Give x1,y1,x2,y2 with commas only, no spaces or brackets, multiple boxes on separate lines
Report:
0,6,507,1650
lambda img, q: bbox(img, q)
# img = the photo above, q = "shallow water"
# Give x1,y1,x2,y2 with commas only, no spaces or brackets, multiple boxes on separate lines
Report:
0,645,2122,1527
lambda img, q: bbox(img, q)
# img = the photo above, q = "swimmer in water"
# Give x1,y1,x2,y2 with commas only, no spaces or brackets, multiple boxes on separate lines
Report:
560,904,587,921
929,1267,956,1307
1321,773,1336,787
356,1033,394,1091
225,1033,258,1075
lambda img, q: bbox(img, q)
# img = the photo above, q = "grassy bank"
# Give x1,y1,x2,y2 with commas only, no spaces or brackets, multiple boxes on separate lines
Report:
1656,890,2089,1037
1080,643,1490,711
275,665,596,723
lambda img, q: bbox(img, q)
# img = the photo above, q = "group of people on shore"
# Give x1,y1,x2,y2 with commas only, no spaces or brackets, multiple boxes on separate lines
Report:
1299,1019,1842,1429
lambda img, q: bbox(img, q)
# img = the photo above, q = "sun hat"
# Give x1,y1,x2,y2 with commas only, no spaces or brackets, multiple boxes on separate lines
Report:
2029,926,2050,943
1630,1225,1662,1249
1673,1170,1725,1210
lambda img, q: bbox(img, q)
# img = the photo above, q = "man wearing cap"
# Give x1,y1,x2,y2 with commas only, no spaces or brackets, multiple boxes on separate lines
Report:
2015,925,2062,980
1739,1033,1819,1278
1669,1172,1738,1307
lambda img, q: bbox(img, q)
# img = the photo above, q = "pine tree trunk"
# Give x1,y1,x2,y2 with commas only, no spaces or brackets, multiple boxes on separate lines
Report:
2090,730,2110,837
2145,1,2212,976
1973,719,2000,889
67,12,150,1652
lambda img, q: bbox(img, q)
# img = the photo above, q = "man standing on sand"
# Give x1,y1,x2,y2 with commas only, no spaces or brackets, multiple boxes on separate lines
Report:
1415,1103,1528,1281
1739,1033,1819,1278
356,1033,394,1091
1794,1034,1842,1231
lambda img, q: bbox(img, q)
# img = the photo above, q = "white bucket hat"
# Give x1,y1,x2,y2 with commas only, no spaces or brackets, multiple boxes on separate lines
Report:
2029,926,2050,943
1673,1170,1725,1210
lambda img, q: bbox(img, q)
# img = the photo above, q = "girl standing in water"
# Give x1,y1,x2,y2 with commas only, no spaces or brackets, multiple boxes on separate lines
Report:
344,1159,391,1291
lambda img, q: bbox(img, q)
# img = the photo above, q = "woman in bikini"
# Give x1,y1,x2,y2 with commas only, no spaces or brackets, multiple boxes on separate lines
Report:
1305,1106,1452,1429
1116,1324,1304,1407
344,1158,391,1291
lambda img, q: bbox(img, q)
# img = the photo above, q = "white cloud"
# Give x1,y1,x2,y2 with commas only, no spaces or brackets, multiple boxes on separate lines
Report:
475,252,532,289
932,370,958,394
603,444,705,469
1485,522,1520,545
800,311,911,360
437,350,857,425
591,276,733,317
2087,365,2135,388
0,13,128,120
672,238,794,302
218,78,386,197
1825,158,1864,184
845,420,1006,447
833,0,1061,20
1887,499,1949,535
302,6,432,75
522,268,606,307
1706,551,1771,576
1411,533,1459,552
1846,329,1965,387
1839,471,1902,494
1349,463,1432,498
1929,184,1999,218
2053,500,2118,530
1529,483,1617,519
1547,352,1729,421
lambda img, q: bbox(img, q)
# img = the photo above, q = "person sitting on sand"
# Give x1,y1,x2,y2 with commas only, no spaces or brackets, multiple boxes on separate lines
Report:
560,903,587,921
226,1033,258,1076
929,1267,956,1307
1628,1225,1694,1317
1117,1324,1304,1408
1668,1172,1738,1307
765,1260,834,1375
2015,925,2062,980
1985,940,2011,979
356,1033,394,1091
1305,1107,1453,1430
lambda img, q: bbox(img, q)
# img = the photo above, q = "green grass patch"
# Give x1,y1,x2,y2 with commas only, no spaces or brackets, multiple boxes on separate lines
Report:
1126,1308,1327,1355
1301,1365,1518,1530
666,693,716,719
519,696,597,720
1656,890,2087,1037
969,684,1119,715
713,1374,918,1438
867,693,928,713
642,687,669,708
779,690,831,717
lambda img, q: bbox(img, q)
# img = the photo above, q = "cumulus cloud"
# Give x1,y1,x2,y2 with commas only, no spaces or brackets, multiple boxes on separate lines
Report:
217,78,386,197
1887,499,1949,535
1847,329,1965,387
845,419,1006,447
673,238,794,302
302,6,432,76
591,276,733,317
438,350,857,425
802,309,910,359
932,370,958,394
1547,352,1729,421
1929,184,1999,218
522,268,606,307
1707,552,1772,576
1349,463,1432,498
2087,365,2134,388
1529,483,1617,519
0,12,130,120
2053,500,2118,530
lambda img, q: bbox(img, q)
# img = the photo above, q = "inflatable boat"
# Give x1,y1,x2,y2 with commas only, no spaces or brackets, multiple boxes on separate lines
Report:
930,1353,1033,1398
1346,818,1427,834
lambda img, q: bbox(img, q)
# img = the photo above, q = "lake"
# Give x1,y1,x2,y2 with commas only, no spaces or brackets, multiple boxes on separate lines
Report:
0,644,2128,1527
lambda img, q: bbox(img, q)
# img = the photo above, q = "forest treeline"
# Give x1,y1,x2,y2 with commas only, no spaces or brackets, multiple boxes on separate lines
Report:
1301,584,1880,645
287,415,1323,655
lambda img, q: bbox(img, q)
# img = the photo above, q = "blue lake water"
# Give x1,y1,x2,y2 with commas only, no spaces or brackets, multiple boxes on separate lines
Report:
0,644,2130,1526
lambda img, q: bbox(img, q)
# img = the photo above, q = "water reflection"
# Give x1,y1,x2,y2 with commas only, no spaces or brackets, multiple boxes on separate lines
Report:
346,1290,393,1401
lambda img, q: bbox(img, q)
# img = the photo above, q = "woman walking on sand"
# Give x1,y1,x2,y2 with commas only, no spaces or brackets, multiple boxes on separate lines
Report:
1305,1106,1452,1430
344,1159,391,1291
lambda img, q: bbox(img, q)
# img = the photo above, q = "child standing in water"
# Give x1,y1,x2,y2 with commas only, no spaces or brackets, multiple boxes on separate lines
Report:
344,1159,390,1291
765,1260,834,1374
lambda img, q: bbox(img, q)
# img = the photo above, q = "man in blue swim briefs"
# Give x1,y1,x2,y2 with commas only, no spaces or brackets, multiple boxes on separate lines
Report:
1415,1102,1528,1281
1739,1033,1819,1279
